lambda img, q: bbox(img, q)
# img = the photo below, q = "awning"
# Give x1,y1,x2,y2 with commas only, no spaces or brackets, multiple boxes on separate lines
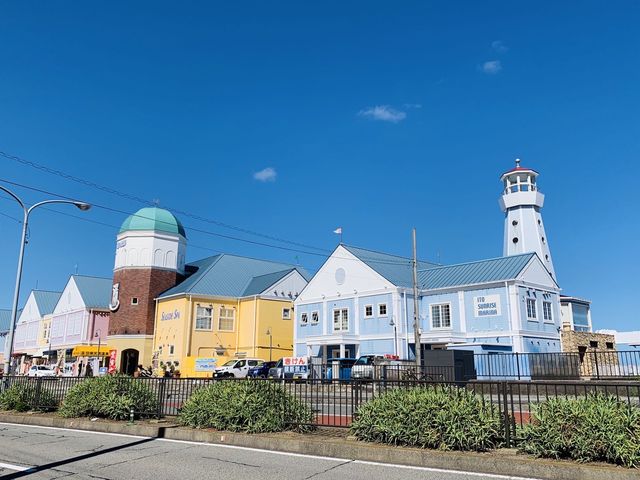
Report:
71,345,111,357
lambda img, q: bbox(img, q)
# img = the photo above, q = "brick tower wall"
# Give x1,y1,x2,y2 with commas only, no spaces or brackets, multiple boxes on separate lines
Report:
109,268,180,336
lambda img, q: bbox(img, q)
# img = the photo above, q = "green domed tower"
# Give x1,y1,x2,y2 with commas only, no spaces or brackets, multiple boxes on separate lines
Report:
108,207,187,374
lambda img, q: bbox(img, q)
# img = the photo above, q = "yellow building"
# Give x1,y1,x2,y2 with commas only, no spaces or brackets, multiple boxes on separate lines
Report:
153,254,309,377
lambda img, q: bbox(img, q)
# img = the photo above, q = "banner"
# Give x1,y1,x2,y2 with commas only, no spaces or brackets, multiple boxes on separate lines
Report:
108,349,117,374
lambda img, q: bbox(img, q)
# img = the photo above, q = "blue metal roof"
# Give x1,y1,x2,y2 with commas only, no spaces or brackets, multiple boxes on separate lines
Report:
341,245,438,288
419,253,536,290
33,290,62,316
72,275,113,309
159,254,309,299
0,309,11,332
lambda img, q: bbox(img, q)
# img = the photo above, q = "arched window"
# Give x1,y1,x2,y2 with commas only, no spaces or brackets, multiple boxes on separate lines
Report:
165,250,176,268
154,249,163,266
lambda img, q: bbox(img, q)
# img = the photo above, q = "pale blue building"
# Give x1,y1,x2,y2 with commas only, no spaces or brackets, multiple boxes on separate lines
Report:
294,161,563,360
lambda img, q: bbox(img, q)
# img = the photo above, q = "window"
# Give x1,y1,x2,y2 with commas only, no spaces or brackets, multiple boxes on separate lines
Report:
333,308,349,332
589,340,598,348
378,303,387,316
195,306,213,330
606,342,614,349
526,299,537,320
169,345,175,355
219,308,235,331
131,297,139,305
364,305,373,318
311,311,319,324
300,312,308,325
542,301,553,322
282,308,291,320
431,303,451,329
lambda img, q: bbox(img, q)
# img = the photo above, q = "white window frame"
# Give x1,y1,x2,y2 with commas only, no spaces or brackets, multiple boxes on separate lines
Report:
195,305,213,331
378,303,388,317
542,301,553,323
364,304,373,318
131,297,139,305
333,308,349,332
282,308,291,320
218,307,235,331
526,298,537,320
311,311,319,324
430,303,452,329
300,312,308,325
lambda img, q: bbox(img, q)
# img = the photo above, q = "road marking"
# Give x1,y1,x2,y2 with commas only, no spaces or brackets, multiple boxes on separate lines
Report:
0,422,541,480
0,461,34,472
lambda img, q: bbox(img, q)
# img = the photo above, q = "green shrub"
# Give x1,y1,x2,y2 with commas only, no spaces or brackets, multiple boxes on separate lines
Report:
59,376,158,420
0,383,58,412
178,380,314,433
519,393,640,468
350,386,503,452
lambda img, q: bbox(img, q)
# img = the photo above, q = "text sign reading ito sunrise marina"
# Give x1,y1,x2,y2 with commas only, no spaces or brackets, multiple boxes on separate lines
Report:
473,295,502,317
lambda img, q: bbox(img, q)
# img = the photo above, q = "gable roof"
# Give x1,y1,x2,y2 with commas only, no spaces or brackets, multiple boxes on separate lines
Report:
341,245,438,288
0,309,11,332
418,253,536,290
159,254,309,299
72,275,113,309
33,290,62,316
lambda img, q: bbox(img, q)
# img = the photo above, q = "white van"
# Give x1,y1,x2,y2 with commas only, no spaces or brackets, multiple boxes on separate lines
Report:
212,358,263,378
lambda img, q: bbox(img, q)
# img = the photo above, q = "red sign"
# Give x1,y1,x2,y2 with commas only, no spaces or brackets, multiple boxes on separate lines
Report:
108,349,117,374
383,354,399,360
283,356,308,366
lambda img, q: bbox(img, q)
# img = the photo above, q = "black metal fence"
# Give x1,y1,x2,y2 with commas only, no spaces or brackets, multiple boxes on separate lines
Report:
473,350,640,380
2,374,639,448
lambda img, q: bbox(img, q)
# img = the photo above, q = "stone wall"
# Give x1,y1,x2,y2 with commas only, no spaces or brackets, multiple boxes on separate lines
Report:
560,327,618,377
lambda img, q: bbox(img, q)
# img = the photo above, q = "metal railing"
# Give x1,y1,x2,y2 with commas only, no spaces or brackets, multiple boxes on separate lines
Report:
1,374,639,448
473,350,640,380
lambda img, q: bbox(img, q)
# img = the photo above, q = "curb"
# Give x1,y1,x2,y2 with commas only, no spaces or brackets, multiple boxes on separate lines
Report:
0,413,636,480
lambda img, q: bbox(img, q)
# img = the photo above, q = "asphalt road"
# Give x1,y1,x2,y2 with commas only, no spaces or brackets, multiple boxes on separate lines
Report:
0,423,538,480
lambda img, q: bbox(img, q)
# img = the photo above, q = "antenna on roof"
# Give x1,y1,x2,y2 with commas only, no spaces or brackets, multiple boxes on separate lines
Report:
152,198,161,206
74,264,79,275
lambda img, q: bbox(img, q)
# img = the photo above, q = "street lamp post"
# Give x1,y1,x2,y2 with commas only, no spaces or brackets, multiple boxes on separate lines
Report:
266,328,273,361
0,184,90,375
389,317,398,357
95,329,102,373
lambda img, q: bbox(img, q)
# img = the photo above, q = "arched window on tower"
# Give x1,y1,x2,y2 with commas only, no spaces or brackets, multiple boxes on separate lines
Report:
127,248,138,266
154,249,163,266
165,250,176,268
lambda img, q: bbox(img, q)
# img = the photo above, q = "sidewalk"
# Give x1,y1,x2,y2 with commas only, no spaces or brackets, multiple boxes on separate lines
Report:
0,412,636,480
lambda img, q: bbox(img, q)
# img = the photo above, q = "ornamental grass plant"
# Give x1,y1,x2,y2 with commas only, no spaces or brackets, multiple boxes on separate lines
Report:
59,375,158,420
519,393,640,468
0,383,58,412
178,379,314,433
350,385,503,452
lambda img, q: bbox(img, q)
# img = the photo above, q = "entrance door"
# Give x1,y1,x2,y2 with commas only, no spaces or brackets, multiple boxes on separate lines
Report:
120,349,139,375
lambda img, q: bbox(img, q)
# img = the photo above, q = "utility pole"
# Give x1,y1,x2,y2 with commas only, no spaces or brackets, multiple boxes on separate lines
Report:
412,228,421,368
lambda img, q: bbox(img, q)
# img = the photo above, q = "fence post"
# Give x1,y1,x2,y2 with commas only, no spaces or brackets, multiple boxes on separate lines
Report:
515,353,521,380
593,351,600,379
35,376,43,408
157,378,167,418
501,381,511,447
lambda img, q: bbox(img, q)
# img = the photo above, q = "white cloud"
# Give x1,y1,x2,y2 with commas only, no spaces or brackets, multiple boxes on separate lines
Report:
358,105,407,123
491,40,508,53
482,60,502,75
253,167,277,182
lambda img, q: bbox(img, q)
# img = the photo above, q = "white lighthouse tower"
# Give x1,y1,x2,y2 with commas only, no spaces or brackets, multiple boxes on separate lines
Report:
499,159,556,278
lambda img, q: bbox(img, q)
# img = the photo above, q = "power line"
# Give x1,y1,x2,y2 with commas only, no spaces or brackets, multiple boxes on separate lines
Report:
0,149,328,253
0,177,422,267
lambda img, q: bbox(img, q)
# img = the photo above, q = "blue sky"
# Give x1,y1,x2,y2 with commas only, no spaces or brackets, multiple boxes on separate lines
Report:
0,2,638,331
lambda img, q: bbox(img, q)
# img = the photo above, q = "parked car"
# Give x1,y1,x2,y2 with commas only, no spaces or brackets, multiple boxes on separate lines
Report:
267,359,284,379
213,358,263,378
351,355,408,380
27,365,56,377
247,361,277,378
